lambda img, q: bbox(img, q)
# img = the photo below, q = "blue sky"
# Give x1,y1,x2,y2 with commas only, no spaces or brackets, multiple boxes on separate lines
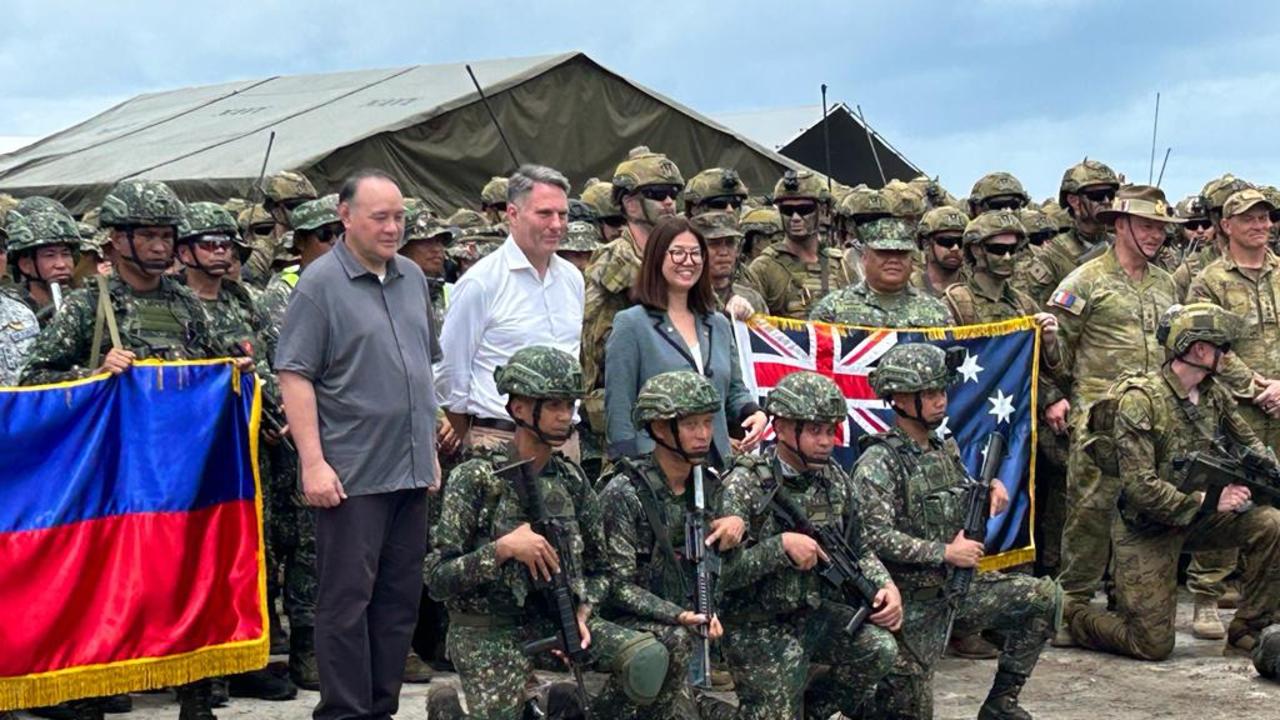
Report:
2,0,1276,203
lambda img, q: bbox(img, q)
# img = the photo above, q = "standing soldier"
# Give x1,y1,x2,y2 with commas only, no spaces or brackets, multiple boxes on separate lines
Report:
1172,176,1251,301
1068,304,1280,658
581,147,684,440
691,211,767,320
1049,185,1182,643
398,213,456,338
423,346,670,719
739,206,782,264
556,220,602,273
719,372,903,719
20,180,254,720
683,168,749,217
912,205,969,298
857,343,1057,720
836,185,892,276
480,176,509,227
1018,160,1120,304
0,214,39,386
968,172,1031,216
7,205,80,325
243,170,318,286
579,177,626,245
809,218,952,328
749,170,856,319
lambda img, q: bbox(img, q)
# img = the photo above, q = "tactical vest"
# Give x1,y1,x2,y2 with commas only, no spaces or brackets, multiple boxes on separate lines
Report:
93,279,202,360
615,458,693,603
860,433,968,545
760,245,853,318
280,265,301,289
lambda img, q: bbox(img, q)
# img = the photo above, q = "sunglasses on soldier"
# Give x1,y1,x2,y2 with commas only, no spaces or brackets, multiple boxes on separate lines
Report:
250,223,274,237
703,196,743,211
1029,229,1057,245
192,236,235,252
282,198,310,212
932,234,962,249
982,196,1025,211
601,216,626,229
1081,188,1116,204
983,243,1019,256
1184,220,1213,232
314,224,343,244
639,184,682,202
778,202,818,218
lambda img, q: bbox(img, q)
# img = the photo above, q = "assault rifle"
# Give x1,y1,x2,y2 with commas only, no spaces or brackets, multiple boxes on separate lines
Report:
1181,443,1280,513
501,459,594,720
942,432,1006,645
684,464,720,688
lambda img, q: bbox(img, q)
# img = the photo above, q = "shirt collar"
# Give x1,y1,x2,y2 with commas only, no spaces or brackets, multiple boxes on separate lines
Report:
333,238,402,281
500,235,534,272
1220,248,1278,275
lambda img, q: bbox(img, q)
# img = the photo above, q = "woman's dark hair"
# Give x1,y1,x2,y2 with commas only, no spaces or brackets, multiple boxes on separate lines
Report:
631,215,716,314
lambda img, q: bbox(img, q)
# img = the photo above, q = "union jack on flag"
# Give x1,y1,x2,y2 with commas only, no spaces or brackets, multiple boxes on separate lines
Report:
734,315,1041,569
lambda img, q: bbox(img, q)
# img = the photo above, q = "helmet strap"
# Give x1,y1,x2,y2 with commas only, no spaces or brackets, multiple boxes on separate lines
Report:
650,418,706,465
775,420,824,470
121,228,174,275
1124,217,1164,262
507,398,572,448
1174,345,1222,376
889,393,943,431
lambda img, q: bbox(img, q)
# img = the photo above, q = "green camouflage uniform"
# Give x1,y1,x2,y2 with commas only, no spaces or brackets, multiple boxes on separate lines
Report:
0,292,39,385
809,218,953,327
582,226,643,431
1049,190,1180,612
243,171,317,286
5,206,81,327
1069,304,1280,657
856,344,1054,719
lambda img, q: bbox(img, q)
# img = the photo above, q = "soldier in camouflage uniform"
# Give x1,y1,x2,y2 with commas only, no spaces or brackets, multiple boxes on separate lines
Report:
581,148,684,440
739,206,782,263
7,204,80,325
881,179,927,232
424,346,671,720
19,180,254,720
691,210,767,321
399,212,456,337
684,168,749,217
719,371,903,720
1171,176,1251,301
749,170,856,319
579,177,626,244
809,218,953,327
836,185,892,276
0,214,39,385
243,171,318,286
556,220,601,273
911,205,968,298
480,176,509,227
1049,185,1182,639
857,343,1056,720
1015,206,1058,290
596,371,753,719
1017,160,1120,304
969,171,1031,216
1068,303,1280,658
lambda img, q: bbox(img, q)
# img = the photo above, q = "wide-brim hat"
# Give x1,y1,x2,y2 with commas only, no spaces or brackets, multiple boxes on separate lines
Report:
1096,185,1185,225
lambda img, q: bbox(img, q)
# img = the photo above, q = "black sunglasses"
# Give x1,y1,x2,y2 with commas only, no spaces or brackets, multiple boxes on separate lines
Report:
778,202,818,217
703,196,743,211
487,201,508,213
282,198,310,212
932,234,963,249
601,216,626,229
983,197,1025,211
315,225,343,243
193,236,235,252
1269,210,1280,224
639,185,682,202
250,223,274,237
1029,230,1057,245
1184,220,1213,232
1082,188,1116,204
983,243,1020,256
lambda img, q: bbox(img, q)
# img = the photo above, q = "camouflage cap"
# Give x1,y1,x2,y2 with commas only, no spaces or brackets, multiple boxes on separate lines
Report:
632,370,722,426
446,238,500,263
404,213,456,244
7,208,81,254
918,206,970,238
262,170,317,203
1157,303,1241,355
859,217,917,251
580,177,622,219
764,371,847,423
178,201,241,242
963,210,1027,248
685,168,749,206
1096,185,1184,225
99,179,185,228
613,146,684,193
481,176,509,207
772,170,829,204
838,185,890,219
689,210,743,241
1058,159,1120,205
1200,174,1254,212
740,206,783,235
493,345,585,399
882,179,926,219
290,194,341,233
1222,188,1275,219
1018,206,1057,238
868,343,959,396
559,221,602,252
1254,624,1280,680
402,197,427,229
238,203,273,231
969,171,1030,207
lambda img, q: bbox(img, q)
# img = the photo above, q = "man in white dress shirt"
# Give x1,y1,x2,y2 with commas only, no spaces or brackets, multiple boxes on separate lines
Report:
437,164,585,459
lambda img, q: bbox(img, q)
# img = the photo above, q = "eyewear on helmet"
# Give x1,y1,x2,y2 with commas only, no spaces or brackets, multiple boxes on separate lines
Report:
282,198,310,212
192,235,235,252
1184,219,1213,232
314,224,344,244
1081,188,1117,204
932,234,963,249
667,247,704,265
982,242,1020,256
250,223,275,237
703,196,743,211
601,216,626,229
639,184,683,202
982,196,1025,211
1029,230,1057,245
778,202,819,218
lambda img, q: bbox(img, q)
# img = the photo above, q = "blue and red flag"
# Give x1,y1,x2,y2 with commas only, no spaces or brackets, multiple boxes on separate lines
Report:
0,361,267,710
735,316,1040,571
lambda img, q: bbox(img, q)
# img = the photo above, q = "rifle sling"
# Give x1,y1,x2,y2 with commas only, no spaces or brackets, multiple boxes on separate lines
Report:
623,465,689,597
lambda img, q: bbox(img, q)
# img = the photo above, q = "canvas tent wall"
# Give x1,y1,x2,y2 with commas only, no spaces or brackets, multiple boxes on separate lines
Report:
715,103,921,188
0,52,812,215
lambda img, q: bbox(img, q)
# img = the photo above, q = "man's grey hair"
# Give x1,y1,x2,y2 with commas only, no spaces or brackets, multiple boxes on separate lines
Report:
507,164,570,205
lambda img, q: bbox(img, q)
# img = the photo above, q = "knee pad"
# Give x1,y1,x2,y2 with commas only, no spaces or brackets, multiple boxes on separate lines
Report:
613,633,670,704
1254,625,1280,680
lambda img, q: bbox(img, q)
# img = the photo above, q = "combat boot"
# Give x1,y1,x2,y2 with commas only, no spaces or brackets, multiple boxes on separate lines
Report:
977,669,1032,720
403,650,433,683
228,667,297,701
100,694,132,714
268,600,288,655
176,682,217,720
542,681,586,720
289,625,321,691
1191,599,1226,640
425,686,465,720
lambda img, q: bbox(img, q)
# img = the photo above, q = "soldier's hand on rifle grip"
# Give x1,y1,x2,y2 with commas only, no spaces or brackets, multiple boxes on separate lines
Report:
496,522,560,582
1217,484,1253,513
869,583,903,631
989,479,1010,516
944,530,984,569
781,532,828,570
706,515,746,550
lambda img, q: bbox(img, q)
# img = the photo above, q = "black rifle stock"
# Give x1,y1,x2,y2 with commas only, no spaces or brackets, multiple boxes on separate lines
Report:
684,465,720,688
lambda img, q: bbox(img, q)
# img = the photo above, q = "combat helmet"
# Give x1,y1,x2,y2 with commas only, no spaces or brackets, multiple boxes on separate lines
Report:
612,146,684,196
494,345,584,444
765,371,846,423
684,168,749,210
15,195,74,220
480,176,509,208
1156,303,1242,356
868,343,961,397
772,169,830,204
580,177,622,220
918,206,970,240
632,370,721,462
1201,174,1255,216
1018,206,1058,245
7,208,81,257
740,206,783,236
1174,195,1209,222
882,179,926,220
970,172,1030,211
1058,159,1120,207
838,185,890,222
261,170,317,207
98,179,185,229
962,210,1027,249
178,201,241,241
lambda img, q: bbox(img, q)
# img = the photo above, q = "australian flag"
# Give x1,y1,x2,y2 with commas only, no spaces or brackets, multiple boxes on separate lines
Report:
734,316,1039,569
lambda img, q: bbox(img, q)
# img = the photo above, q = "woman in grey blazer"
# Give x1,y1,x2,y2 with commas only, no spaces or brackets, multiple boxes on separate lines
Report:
604,216,767,467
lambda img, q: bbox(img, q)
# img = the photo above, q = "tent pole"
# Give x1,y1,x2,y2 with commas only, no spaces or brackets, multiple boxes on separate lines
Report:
466,65,521,169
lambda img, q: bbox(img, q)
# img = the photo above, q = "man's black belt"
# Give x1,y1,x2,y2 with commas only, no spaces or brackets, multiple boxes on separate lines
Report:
472,417,517,432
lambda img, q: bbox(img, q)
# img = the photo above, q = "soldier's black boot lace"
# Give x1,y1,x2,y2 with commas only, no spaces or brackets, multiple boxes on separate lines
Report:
977,669,1032,720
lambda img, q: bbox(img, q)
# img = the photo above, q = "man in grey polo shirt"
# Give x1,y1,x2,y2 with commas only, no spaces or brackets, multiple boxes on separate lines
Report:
276,169,440,720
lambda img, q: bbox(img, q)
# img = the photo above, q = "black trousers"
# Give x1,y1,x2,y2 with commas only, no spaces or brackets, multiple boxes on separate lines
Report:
313,488,428,720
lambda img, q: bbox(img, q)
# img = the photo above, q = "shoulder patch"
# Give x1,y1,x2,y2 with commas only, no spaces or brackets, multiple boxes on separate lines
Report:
1116,388,1154,432
1049,289,1086,315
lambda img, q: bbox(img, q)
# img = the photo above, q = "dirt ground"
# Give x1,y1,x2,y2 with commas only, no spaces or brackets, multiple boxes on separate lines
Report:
13,594,1279,719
